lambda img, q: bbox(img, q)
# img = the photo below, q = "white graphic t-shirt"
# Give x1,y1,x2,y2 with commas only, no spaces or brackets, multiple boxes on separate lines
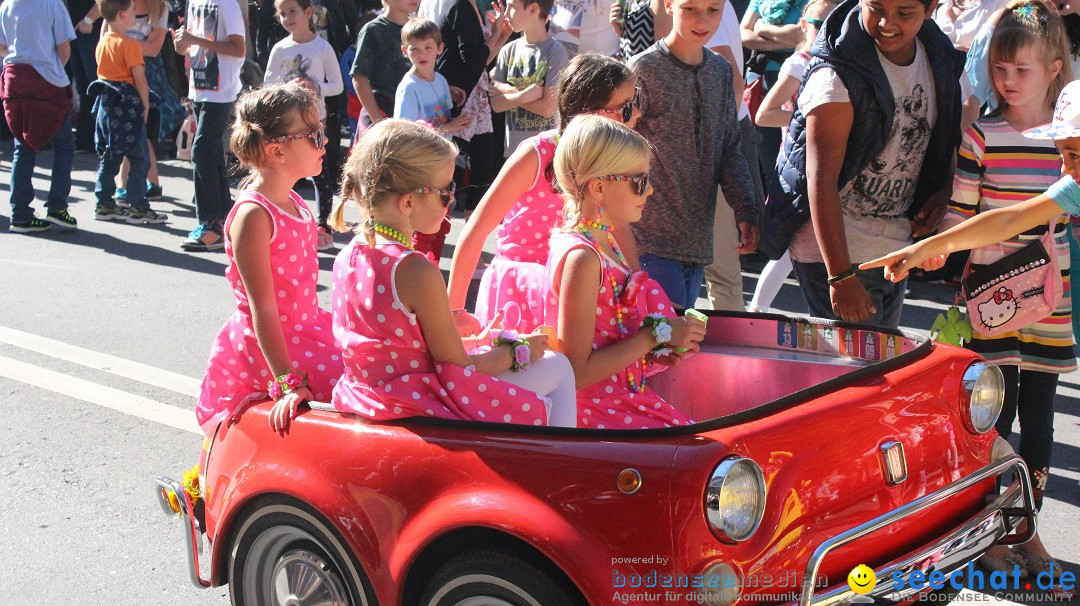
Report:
790,40,937,263
264,36,344,118
550,0,620,57
185,0,245,103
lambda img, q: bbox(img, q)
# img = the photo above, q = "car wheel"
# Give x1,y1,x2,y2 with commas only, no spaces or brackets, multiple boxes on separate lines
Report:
418,551,582,606
228,501,374,606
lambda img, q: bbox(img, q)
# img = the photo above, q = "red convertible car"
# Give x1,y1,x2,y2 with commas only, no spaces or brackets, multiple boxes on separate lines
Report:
156,312,1035,606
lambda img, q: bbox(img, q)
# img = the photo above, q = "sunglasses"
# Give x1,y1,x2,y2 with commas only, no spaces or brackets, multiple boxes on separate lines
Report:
269,129,326,150
806,17,824,27
416,181,456,207
601,173,650,196
596,87,641,123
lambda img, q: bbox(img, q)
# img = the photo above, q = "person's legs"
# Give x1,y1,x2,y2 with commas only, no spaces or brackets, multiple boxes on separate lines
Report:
1015,369,1058,507
684,264,706,309
321,94,344,224
859,268,907,329
44,115,74,218
9,137,39,224
69,33,98,151
792,260,834,320
124,126,151,211
497,350,577,427
641,253,690,309
749,252,793,313
191,101,233,226
704,187,745,311
95,151,126,210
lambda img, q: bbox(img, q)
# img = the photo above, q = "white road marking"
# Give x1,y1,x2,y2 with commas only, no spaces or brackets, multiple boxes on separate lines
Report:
0,326,201,397
0,355,200,434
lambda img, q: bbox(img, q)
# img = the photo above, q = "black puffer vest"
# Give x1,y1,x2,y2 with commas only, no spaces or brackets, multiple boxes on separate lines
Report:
759,0,964,260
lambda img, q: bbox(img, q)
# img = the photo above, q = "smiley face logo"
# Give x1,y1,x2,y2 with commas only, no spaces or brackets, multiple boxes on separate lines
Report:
848,564,877,594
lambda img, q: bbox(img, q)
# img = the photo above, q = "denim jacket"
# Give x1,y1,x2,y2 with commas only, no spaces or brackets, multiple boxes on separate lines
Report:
88,79,158,159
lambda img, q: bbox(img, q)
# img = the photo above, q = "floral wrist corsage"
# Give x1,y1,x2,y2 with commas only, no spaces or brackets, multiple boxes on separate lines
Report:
492,330,531,372
641,313,673,356
267,371,308,400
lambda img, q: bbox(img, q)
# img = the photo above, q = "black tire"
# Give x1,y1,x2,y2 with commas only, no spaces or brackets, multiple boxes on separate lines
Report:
228,500,376,606
418,551,582,606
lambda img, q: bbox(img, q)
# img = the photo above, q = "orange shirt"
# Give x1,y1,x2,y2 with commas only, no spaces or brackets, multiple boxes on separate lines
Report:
95,32,144,85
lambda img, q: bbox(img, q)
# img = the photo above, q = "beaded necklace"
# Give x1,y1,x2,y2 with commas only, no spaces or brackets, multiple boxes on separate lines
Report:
577,219,647,393
372,222,412,249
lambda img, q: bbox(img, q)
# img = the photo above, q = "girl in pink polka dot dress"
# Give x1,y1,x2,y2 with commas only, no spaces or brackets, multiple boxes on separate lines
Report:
196,84,342,435
328,119,578,426
545,116,706,429
446,54,645,336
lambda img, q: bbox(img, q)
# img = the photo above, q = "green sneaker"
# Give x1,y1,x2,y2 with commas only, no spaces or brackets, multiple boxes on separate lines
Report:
125,207,168,224
45,209,78,231
10,216,52,233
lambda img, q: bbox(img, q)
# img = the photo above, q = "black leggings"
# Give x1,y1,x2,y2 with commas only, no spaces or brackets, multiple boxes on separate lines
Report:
996,365,1058,507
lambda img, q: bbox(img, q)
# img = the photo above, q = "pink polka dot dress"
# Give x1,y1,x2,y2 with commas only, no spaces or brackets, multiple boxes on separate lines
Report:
196,191,341,434
475,131,563,331
545,231,693,429
331,238,551,425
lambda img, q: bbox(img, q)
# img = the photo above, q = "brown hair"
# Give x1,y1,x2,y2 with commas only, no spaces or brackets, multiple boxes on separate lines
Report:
401,17,442,46
989,0,1072,112
275,0,315,33
229,82,321,186
521,0,556,19
557,53,635,131
97,0,133,22
332,120,458,243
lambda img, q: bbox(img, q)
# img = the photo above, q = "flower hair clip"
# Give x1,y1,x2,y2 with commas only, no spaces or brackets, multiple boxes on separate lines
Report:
1013,3,1046,28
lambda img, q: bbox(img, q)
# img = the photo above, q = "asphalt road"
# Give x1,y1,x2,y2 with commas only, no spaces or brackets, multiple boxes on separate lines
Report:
1,142,1077,606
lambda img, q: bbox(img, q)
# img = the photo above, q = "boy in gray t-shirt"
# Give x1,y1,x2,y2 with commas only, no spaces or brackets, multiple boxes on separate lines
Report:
489,0,568,156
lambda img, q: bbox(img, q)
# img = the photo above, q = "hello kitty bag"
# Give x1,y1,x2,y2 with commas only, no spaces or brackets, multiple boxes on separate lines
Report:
962,220,1063,337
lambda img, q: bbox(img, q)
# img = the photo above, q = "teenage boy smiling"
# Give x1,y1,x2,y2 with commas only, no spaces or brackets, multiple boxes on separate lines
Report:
764,0,963,328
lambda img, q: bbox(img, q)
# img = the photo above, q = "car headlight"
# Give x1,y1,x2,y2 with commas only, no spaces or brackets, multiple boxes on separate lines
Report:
961,362,1004,434
698,562,740,606
705,457,766,543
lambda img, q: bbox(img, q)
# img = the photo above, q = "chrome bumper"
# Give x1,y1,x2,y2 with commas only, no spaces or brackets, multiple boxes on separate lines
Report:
797,454,1035,606
154,476,212,588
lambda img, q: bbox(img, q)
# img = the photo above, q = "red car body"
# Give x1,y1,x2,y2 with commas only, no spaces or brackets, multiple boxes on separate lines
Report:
157,314,1035,606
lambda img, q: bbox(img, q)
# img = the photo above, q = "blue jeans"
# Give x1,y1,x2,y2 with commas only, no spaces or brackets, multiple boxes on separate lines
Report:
70,32,98,150
96,121,149,209
792,260,908,329
9,114,74,224
639,253,706,309
192,101,234,225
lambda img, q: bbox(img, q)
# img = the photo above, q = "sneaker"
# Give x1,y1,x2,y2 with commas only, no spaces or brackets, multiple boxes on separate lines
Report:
125,207,168,224
147,183,164,200
95,204,128,221
9,216,52,233
181,223,224,251
316,225,335,251
45,209,78,230
115,188,129,208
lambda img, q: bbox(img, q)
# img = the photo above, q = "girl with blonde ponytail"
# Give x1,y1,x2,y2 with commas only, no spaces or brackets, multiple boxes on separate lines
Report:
196,82,341,435
544,115,704,429
330,119,578,427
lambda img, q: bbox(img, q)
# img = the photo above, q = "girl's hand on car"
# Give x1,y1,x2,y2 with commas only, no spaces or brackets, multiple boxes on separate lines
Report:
269,386,312,434
668,316,705,351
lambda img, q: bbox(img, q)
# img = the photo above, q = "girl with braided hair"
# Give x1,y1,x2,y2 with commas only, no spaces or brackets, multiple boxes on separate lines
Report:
196,82,342,435
327,119,578,426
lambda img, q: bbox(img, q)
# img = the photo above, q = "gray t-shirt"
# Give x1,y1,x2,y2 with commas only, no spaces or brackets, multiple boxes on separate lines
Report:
350,16,411,115
629,41,758,266
492,36,568,156
789,40,937,264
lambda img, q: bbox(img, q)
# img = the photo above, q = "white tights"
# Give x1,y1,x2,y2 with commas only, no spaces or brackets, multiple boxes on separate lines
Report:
497,350,578,427
749,252,793,313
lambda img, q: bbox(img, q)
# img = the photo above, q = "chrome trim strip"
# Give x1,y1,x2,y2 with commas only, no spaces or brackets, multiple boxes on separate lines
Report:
154,476,212,588
798,455,1035,606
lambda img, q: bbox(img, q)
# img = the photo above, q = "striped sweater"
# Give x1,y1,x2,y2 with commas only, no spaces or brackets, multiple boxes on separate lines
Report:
946,113,1076,373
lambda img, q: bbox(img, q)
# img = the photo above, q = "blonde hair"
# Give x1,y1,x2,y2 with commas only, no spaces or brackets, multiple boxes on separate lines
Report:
229,82,321,187
554,115,651,230
146,0,166,24
989,0,1072,112
331,119,458,244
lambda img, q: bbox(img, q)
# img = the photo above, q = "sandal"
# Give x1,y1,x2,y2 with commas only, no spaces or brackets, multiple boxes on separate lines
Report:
978,547,1029,578
1025,555,1063,582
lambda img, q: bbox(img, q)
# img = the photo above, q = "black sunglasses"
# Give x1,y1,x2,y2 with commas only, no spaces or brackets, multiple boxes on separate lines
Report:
416,181,456,207
600,173,650,196
596,87,641,123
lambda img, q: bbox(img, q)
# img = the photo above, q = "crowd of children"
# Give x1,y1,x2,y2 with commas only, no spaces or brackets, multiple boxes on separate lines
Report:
5,0,1080,584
